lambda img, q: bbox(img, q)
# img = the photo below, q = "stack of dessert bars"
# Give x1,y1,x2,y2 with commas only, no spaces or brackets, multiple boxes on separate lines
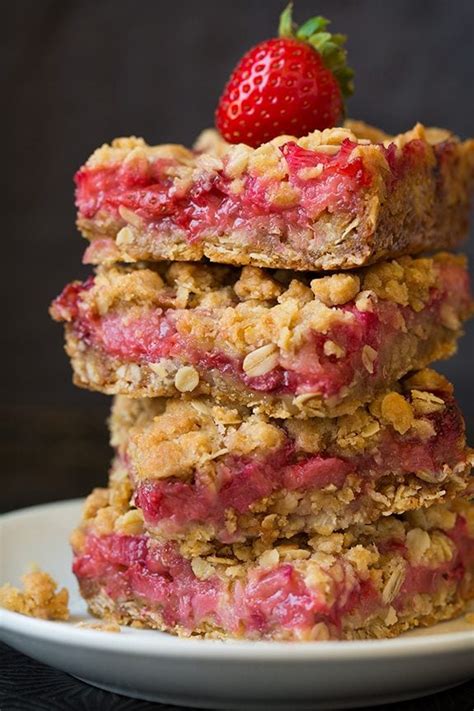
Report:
52,121,474,641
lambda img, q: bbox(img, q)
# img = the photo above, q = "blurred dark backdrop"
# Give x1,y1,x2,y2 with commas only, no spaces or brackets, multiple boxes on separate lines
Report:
2,0,474,511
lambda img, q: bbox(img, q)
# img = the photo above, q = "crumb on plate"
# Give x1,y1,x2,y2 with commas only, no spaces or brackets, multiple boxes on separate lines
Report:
75,620,121,633
0,567,69,621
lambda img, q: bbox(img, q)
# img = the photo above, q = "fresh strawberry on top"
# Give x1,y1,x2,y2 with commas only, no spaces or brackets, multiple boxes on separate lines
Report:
215,4,354,147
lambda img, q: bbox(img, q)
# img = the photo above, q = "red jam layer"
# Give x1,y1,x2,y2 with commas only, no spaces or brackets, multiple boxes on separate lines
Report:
74,533,331,634
131,397,464,542
52,258,470,398
75,138,436,246
134,449,351,542
73,513,473,637
75,139,373,239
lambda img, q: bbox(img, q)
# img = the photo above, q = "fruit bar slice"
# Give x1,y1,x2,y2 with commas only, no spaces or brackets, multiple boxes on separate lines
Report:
72,491,474,641
76,122,474,271
50,253,472,418
108,369,473,545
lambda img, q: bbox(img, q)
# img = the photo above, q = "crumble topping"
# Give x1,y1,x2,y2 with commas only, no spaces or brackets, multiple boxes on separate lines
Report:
86,253,464,315
310,273,360,306
85,135,195,170
379,392,414,434
362,256,438,311
85,121,456,175
109,368,460,483
0,568,70,621
234,266,284,301
92,268,167,315
126,399,286,481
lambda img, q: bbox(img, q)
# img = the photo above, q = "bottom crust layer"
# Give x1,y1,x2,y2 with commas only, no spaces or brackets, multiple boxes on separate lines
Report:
81,585,472,641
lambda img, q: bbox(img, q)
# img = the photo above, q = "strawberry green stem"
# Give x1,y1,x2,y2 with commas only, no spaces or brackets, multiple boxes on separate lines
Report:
278,3,354,99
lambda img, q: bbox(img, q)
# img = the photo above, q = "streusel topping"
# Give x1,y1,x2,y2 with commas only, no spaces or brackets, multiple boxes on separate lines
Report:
109,367,458,482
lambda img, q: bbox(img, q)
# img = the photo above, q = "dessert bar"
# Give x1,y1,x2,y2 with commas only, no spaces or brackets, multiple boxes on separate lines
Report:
51,253,472,418
77,122,474,271
109,369,473,544
72,489,474,641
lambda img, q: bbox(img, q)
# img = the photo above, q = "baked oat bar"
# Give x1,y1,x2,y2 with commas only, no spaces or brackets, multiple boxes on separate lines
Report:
76,122,474,271
109,369,473,544
50,254,472,418
72,490,474,641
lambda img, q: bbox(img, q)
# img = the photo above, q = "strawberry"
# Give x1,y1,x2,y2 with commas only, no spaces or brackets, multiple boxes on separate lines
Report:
215,4,354,148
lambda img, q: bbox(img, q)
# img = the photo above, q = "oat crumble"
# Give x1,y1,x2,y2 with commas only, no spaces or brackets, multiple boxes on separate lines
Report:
0,568,69,621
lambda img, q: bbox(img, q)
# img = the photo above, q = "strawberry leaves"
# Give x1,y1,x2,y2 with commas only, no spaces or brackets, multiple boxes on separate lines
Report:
279,3,354,99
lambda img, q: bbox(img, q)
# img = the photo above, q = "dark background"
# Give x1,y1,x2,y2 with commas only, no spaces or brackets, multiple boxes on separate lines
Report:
3,0,474,512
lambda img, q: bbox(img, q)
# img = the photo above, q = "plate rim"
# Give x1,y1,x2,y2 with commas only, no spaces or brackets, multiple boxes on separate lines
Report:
1,498,473,662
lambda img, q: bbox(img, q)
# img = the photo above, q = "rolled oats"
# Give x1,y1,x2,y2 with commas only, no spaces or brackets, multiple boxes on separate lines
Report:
174,365,200,392
242,343,279,377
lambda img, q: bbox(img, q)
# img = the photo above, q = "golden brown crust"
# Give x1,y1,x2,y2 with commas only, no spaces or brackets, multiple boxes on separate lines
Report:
76,584,474,641
78,122,474,271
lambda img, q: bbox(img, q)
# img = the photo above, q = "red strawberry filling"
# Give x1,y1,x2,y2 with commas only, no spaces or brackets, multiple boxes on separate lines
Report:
74,533,326,632
73,511,473,636
76,139,370,236
133,450,350,542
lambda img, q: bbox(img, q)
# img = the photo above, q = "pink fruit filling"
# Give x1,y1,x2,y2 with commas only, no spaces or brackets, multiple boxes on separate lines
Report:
75,137,440,252
133,450,350,541
51,258,470,399
75,139,373,241
131,396,465,542
74,533,329,633
73,511,473,637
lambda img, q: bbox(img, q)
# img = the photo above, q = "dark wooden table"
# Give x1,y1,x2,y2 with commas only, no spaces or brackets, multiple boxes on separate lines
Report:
1,406,473,710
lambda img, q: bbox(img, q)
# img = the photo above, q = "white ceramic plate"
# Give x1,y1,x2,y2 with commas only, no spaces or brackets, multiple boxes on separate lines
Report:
0,499,473,710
